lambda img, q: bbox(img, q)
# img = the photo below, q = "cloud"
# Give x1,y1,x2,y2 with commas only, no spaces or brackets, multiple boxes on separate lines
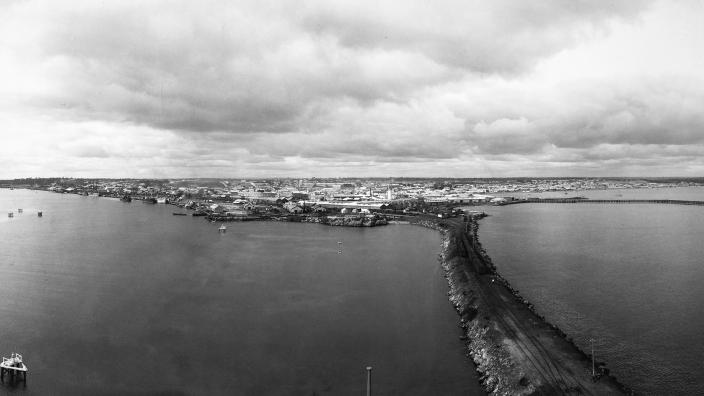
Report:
461,76,704,160
302,0,653,73
1,0,653,135
2,0,703,177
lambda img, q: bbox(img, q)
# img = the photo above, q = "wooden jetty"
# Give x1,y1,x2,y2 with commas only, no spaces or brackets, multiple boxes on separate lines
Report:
0,353,27,384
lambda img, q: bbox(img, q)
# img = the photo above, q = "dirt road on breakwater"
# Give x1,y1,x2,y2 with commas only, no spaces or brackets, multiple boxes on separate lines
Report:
432,217,631,395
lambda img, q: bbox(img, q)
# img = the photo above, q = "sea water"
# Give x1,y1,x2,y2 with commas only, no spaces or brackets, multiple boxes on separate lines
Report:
0,189,481,395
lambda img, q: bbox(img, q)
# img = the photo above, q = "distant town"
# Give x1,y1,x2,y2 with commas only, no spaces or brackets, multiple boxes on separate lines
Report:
1,177,701,222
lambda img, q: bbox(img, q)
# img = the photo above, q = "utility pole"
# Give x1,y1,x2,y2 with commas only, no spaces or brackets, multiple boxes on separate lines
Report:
366,366,372,396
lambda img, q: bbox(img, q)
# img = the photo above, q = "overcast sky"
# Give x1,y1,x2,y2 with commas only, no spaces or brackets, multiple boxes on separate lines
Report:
1,0,703,178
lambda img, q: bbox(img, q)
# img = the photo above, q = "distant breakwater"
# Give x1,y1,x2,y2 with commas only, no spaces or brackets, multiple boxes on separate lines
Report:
416,216,632,395
502,198,704,206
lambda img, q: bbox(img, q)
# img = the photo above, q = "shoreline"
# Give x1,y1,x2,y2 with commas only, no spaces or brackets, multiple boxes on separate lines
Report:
415,215,633,395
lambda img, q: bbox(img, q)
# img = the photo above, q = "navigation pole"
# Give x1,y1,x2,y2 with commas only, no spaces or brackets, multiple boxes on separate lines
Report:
366,366,372,396
590,338,596,378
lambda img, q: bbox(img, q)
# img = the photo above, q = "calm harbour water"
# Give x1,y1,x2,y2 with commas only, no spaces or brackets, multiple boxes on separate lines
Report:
0,190,480,395
480,186,704,395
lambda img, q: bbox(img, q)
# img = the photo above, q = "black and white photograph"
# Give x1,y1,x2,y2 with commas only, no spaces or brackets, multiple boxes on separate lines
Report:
1,1,703,394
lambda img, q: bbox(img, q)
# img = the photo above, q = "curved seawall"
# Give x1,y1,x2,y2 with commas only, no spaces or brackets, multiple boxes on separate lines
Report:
419,216,633,395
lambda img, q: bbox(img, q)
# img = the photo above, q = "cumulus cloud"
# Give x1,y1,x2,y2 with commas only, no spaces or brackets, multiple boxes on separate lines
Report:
302,0,652,73
462,76,704,159
1,0,703,177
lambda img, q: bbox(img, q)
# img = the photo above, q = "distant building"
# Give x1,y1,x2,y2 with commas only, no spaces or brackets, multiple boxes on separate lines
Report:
209,204,226,213
283,201,304,214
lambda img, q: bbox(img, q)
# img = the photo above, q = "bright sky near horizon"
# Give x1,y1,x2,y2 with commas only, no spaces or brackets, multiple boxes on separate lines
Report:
1,0,703,178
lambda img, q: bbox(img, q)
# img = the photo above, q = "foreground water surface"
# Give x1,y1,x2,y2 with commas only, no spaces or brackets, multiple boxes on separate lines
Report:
480,187,704,395
0,190,480,395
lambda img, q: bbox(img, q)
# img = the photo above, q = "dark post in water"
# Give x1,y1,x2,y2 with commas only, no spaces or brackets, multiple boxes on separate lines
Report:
366,366,372,396
590,338,596,378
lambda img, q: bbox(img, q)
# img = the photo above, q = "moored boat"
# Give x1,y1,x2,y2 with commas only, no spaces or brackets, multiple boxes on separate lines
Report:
0,353,27,383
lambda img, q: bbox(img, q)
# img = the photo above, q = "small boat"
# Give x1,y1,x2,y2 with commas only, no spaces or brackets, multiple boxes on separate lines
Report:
37,211,43,217
172,212,187,216
120,195,132,203
7,212,13,218
156,197,168,204
17,208,22,213
0,353,27,383
218,224,227,232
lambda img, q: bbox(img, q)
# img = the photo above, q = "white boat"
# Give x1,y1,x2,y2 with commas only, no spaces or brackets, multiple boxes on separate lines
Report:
0,353,27,382
219,224,227,232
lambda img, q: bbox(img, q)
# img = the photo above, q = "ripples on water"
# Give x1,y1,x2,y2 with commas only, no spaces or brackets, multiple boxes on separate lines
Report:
480,187,704,395
0,190,481,395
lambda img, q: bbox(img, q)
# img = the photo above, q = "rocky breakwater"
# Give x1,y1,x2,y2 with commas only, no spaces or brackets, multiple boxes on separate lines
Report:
302,214,388,227
433,218,632,395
